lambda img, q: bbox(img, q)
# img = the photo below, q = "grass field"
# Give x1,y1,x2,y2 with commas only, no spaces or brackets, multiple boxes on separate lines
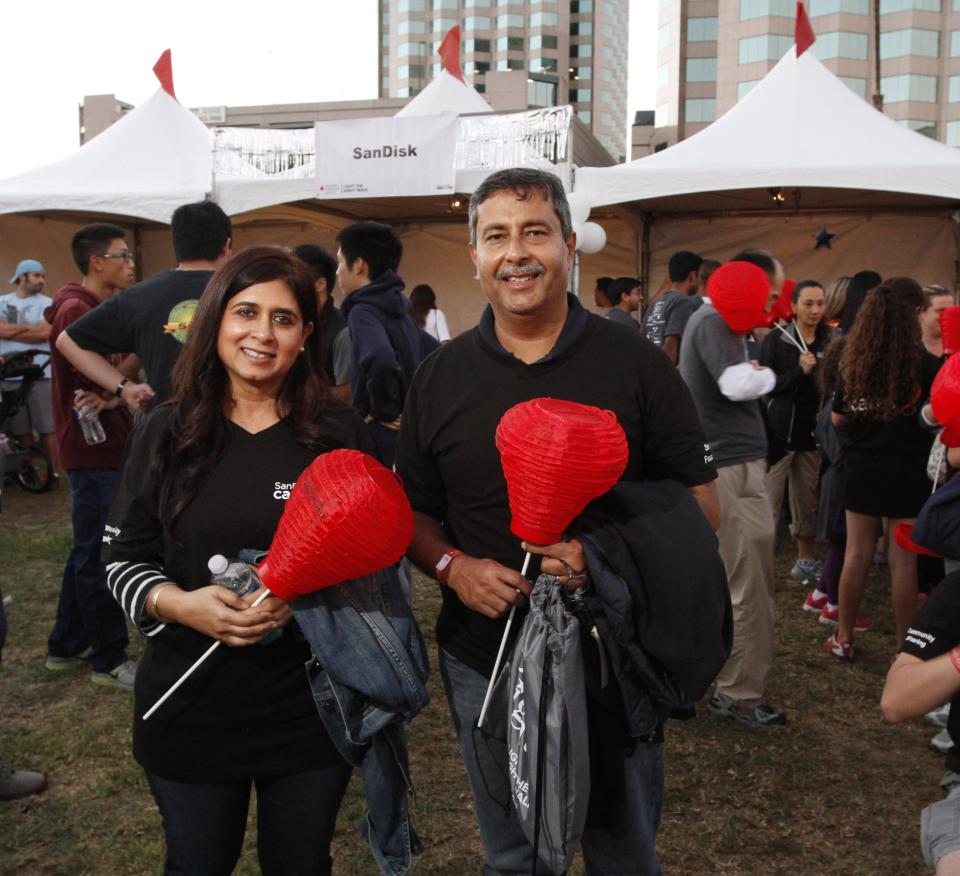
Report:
0,484,944,875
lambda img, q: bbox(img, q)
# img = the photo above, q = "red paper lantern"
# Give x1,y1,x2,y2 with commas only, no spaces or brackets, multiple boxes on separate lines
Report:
258,449,413,601
496,398,628,545
893,522,942,558
931,355,960,447
708,262,771,334
942,307,960,356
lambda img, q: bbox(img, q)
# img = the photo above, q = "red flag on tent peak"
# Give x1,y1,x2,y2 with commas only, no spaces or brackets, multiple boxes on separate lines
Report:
153,49,176,99
438,26,465,83
795,1,816,56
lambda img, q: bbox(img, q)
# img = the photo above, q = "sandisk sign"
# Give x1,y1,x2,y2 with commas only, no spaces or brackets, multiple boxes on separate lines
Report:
315,114,457,198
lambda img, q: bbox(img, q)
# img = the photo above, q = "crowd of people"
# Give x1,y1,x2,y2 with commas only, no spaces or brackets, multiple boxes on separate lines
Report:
1,167,959,874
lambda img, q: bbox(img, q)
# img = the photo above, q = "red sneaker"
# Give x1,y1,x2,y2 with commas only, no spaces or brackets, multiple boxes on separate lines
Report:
803,590,829,613
818,604,871,633
825,631,854,660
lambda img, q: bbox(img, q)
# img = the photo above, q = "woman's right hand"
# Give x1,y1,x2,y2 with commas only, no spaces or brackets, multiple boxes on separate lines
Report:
165,585,279,646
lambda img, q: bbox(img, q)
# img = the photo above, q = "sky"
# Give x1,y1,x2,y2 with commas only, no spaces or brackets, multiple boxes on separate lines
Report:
0,1,656,177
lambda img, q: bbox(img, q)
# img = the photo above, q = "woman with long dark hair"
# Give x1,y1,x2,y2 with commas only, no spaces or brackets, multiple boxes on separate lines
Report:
409,283,451,342
827,277,939,660
102,246,374,874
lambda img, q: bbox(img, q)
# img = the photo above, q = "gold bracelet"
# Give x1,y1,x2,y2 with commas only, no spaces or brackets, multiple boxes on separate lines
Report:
150,583,173,623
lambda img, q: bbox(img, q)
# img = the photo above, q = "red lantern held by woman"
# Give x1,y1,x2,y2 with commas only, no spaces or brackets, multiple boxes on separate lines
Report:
931,354,960,447
941,306,960,357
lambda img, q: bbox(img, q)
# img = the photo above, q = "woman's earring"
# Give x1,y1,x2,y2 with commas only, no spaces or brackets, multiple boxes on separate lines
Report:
299,346,305,353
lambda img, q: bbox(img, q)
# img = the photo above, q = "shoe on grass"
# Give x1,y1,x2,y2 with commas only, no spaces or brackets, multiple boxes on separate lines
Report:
803,589,829,613
791,558,824,581
931,728,955,755
825,631,854,660
91,658,136,691
926,704,951,728
0,767,47,801
818,604,871,632
45,646,94,672
709,691,788,728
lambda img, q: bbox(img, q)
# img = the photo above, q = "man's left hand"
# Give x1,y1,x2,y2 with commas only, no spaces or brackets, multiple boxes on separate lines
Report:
521,538,589,590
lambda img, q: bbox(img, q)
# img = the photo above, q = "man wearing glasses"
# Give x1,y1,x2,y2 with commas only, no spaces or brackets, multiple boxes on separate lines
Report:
43,224,138,691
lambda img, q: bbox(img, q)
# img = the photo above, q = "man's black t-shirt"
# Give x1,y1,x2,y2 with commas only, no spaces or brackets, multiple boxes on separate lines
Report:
395,295,716,675
103,402,375,782
902,571,960,773
66,269,213,404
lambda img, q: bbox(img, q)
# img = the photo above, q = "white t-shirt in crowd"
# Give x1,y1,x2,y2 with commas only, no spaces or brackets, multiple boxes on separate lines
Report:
0,291,53,378
423,308,451,342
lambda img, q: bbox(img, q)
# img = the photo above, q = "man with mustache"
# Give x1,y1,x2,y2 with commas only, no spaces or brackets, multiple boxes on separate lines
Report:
396,168,718,874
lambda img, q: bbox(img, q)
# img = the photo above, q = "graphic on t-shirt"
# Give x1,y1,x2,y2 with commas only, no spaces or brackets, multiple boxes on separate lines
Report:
163,299,200,344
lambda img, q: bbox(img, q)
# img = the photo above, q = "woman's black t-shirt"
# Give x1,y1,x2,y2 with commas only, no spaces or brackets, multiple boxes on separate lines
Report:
104,403,375,782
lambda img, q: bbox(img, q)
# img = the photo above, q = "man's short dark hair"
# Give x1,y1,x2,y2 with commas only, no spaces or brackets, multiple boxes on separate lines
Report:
792,279,823,303
170,201,232,263
71,223,126,275
292,244,338,293
335,221,403,282
668,251,703,283
468,168,572,246
596,276,613,294
731,248,777,282
607,276,639,306
699,258,721,288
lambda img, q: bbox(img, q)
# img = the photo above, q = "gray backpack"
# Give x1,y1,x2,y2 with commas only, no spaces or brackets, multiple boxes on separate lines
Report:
506,575,590,875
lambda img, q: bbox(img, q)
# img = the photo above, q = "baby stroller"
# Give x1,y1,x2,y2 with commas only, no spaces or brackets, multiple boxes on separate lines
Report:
1,349,56,508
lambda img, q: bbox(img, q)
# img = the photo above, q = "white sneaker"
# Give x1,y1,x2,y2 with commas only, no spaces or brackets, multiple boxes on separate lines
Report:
91,658,136,692
926,704,951,728
931,728,955,754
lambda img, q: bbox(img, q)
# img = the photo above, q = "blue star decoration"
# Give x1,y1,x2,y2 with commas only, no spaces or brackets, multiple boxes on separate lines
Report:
813,228,836,250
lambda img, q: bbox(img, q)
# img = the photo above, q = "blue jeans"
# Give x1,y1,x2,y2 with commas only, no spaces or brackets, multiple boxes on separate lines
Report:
439,649,664,876
47,469,129,673
147,763,352,876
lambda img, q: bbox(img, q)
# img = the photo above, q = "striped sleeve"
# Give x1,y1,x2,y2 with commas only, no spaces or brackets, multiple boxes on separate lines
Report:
106,560,169,637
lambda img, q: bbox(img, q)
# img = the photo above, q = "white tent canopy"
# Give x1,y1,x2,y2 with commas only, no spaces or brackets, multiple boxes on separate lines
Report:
576,48,960,212
395,69,493,117
0,88,212,223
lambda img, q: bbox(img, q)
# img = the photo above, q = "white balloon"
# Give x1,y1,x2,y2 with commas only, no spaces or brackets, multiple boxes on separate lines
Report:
579,222,607,255
572,219,585,250
566,191,592,225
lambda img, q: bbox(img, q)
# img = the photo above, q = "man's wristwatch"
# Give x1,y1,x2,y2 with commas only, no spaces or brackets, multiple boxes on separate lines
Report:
115,378,130,398
435,549,464,584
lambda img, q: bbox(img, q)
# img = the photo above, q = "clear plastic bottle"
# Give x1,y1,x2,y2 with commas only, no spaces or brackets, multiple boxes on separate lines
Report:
207,554,281,644
73,390,106,445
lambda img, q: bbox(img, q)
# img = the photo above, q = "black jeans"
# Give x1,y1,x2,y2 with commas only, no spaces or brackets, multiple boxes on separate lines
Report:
146,763,353,876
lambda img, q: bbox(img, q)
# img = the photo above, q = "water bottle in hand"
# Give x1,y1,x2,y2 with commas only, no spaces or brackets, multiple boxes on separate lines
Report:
208,554,281,644
74,390,106,445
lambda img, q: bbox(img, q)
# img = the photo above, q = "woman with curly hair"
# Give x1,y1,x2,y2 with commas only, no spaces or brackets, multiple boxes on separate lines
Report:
827,277,940,659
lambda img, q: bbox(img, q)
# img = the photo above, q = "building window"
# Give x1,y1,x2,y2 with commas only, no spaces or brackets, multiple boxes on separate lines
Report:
529,57,558,72
571,64,591,79
685,98,717,123
531,11,559,26
398,64,426,79
496,58,525,70
399,19,427,34
657,64,669,89
947,120,960,146
571,0,593,11
880,0,940,11
530,34,558,49
899,119,937,138
881,73,938,101
464,60,491,75
812,30,870,59
465,38,491,52
687,17,719,41
398,0,426,10
464,15,491,28
738,33,794,63
432,17,457,31
382,76,390,91
740,0,793,20
570,87,592,102
497,35,524,50
383,55,391,68
737,79,761,99
880,28,940,58
528,78,558,107
398,43,420,56
658,24,670,49
949,75,960,101
570,21,592,34
577,109,592,123
686,57,718,82
383,33,390,46
953,30,960,56
497,13,524,26
838,75,868,96
807,0,869,12
464,0,489,6
432,0,459,7
398,86,422,97
570,43,592,57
